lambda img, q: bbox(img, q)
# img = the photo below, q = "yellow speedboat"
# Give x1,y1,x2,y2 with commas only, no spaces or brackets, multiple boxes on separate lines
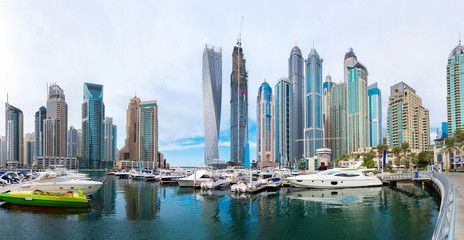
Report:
0,189,88,208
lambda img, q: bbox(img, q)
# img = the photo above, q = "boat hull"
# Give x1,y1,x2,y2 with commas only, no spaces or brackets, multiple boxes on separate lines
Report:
177,179,210,187
20,181,103,195
287,177,382,189
0,191,88,208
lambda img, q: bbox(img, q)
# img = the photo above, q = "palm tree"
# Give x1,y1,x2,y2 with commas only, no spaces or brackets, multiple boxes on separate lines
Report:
408,152,418,170
392,146,401,166
440,136,461,171
400,142,410,167
376,144,389,168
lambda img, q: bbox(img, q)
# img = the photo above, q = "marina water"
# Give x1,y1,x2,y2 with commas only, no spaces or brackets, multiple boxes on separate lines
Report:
0,172,439,239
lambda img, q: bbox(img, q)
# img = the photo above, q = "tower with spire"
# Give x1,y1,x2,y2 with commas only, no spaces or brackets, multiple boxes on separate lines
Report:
447,37,464,135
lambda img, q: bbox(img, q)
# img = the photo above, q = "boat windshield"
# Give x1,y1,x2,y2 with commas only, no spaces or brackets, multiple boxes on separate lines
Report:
320,171,340,175
334,173,359,177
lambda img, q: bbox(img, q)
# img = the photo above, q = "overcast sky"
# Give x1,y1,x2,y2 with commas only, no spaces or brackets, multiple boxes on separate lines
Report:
0,0,462,166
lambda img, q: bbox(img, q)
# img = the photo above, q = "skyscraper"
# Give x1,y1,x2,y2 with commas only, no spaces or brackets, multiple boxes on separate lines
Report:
275,77,294,167
345,49,369,153
24,133,34,166
138,101,158,167
304,48,323,158
43,118,56,156
330,83,348,160
387,82,430,151
67,126,79,157
82,83,105,169
202,44,222,165
230,40,248,166
119,96,140,160
447,40,464,135
5,102,23,166
0,136,5,166
441,122,449,139
46,83,68,157
34,106,46,162
256,81,275,168
368,83,382,147
103,117,117,166
289,45,305,161
322,75,334,148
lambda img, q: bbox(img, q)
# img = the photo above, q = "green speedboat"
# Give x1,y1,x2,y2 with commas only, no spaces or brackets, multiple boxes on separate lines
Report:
0,189,88,208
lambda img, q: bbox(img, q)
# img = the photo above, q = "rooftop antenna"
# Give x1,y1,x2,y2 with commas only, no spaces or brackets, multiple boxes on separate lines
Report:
295,41,297,47
6,92,8,104
237,16,244,47
460,32,461,45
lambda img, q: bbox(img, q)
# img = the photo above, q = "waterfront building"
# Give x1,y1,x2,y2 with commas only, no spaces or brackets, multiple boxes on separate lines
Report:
275,77,294,167
77,129,82,157
304,48,323,158
289,45,305,162
46,83,68,157
202,44,222,166
0,136,5,166
322,75,334,148
34,106,46,161
441,122,448,139
256,81,275,168
81,83,105,169
119,97,140,160
24,133,34,166
345,49,369,153
330,83,348,160
138,101,159,167
43,118,56,157
103,117,117,167
230,40,248,166
5,102,23,167
37,156,76,169
368,83,382,147
67,126,79,157
447,40,464,135
387,81,430,151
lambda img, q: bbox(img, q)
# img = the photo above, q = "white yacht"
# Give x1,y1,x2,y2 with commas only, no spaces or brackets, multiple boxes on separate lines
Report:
176,170,211,187
287,162,382,189
18,171,103,195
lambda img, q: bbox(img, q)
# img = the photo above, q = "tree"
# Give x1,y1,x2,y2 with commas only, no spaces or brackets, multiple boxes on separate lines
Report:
408,152,418,170
400,142,410,167
418,151,433,167
440,136,460,170
392,146,401,166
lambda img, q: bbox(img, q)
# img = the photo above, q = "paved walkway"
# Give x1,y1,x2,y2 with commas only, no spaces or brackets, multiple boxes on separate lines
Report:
448,173,464,239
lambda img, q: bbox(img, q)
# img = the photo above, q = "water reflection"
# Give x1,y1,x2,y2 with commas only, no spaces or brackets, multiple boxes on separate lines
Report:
286,187,382,205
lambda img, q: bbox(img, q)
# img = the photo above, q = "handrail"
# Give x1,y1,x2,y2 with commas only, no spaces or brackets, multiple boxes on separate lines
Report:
431,172,456,240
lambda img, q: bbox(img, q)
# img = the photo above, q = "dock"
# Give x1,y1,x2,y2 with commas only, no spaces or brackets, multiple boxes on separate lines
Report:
248,185,267,194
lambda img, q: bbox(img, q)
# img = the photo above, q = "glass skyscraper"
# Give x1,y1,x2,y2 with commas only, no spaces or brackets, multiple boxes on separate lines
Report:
330,83,347,160
275,77,293,167
230,41,248,166
82,83,105,169
5,102,23,166
138,101,158,167
289,46,304,161
202,44,222,166
256,81,274,168
34,106,46,161
46,83,68,157
103,117,117,167
447,40,464,135
368,83,382,147
67,126,79,157
322,75,334,148
304,48,323,158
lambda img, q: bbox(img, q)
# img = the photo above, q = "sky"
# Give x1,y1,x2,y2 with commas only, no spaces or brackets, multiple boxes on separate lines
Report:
0,0,462,166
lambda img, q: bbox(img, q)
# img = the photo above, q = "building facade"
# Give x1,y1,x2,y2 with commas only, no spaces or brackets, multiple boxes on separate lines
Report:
5,103,23,166
43,118,56,157
46,83,68,157
67,126,79,157
275,77,294,167
34,106,46,162
138,101,158,166
289,45,305,162
103,117,117,166
447,40,464,135
81,83,105,169
368,82,382,147
346,49,369,154
24,133,34,166
202,44,222,165
304,48,323,158
256,81,275,168
230,41,248,166
442,122,449,139
330,83,348,160
119,97,140,160
0,136,5,166
387,81,430,151
322,75,334,148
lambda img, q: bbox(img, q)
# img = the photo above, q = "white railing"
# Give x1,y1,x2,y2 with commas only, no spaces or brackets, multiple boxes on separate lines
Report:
432,173,456,240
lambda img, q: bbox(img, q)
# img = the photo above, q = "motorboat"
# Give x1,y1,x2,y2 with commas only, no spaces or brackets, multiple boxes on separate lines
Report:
18,171,103,195
287,161,382,189
200,179,232,189
176,170,211,187
0,189,88,208
115,170,131,179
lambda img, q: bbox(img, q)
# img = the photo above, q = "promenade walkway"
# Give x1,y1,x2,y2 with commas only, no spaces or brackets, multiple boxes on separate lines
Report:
448,173,464,239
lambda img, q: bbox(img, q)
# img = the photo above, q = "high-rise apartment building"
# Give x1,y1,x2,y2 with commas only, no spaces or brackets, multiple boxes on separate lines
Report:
256,81,275,168
447,40,464,135
387,81,430,151
43,118,56,156
202,44,222,165
77,129,82,157
304,48,323,158
275,77,294,167
67,126,79,157
103,117,117,165
82,83,105,169
441,122,449,139
138,101,158,167
322,75,334,148
368,83,382,147
345,49,369,153
46,83,68,157
119,97,140,160
330,83,348,160
289,45,305,161
24,133,34,166
230,40,248,166
5,103,23,166
34,106,46,161
0,136,4,166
